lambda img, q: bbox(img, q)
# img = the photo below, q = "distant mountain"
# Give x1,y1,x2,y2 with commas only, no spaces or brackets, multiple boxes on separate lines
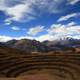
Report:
5,39,49,53
5,39,18,47
1,38,80,53
42,38,80,51
0,42,28,55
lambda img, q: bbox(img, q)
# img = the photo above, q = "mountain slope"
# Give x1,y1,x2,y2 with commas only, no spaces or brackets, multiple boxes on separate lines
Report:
0,42,28,55
1,38,80,53
6,39,49,53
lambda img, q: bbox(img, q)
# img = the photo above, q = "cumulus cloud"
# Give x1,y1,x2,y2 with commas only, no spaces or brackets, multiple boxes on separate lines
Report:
48,22,80,39
27,26,44,36
11,26,20,31
36,22,80,41
0,0,66,22
27,22,80,41
0,22,80,42
58,13,80,22
48,24,67,35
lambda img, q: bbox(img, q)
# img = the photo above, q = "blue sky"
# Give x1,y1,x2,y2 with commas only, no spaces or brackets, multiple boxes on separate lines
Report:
0,0,80,42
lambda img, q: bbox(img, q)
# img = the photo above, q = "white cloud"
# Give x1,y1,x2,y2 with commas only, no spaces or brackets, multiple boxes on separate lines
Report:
30,22,80,41
6,4,28,21
58,13,80,22
5,3,35,22
0,0,36,22
11,26,20,31
0,22,80,42
68,0,79,5
0,34,51,42
48,24,67,37
67,21,76,26
36,34,54,42
0,35,35,42
48,23,80,39
1,0,79,23
14,36,35,40
4,19,12,25
28,26,44,36
0,0,6,10
72,35,80,39
0,0,66,22
0,35,13,42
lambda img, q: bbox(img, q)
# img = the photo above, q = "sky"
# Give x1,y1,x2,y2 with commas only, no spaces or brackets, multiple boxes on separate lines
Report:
0,0,80,42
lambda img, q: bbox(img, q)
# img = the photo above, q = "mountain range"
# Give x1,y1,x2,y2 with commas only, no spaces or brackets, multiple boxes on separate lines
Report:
0,38,80,53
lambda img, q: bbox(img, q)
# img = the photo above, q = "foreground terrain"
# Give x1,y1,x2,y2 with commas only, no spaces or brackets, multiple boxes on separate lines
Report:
0,45,80,80
0,44,80,80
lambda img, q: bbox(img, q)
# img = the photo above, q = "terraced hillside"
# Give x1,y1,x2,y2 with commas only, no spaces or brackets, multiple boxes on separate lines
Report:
0,50,80,80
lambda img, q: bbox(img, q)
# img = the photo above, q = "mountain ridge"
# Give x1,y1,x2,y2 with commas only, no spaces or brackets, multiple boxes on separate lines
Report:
0,38,80,53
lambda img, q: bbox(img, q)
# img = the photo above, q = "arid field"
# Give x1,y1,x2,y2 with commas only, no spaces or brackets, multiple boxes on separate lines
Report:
0,45,80,80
